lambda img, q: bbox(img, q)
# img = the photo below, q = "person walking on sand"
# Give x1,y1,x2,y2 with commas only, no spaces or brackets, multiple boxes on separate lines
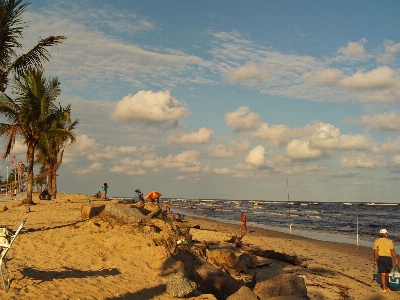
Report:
102,183,109,199
373,228,398,292
239,212,247,234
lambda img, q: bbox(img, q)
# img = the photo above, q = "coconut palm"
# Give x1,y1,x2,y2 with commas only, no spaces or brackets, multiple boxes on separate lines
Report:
36,104,79,199
0,0,66,92
0,69,71,204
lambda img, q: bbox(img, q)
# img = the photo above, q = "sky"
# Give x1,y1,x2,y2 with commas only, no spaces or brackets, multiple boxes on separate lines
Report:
2,0,400,202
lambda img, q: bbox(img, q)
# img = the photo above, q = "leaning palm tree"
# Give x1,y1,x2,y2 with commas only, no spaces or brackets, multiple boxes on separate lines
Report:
0,69,69,204
0,0,66,92
36,104,79,199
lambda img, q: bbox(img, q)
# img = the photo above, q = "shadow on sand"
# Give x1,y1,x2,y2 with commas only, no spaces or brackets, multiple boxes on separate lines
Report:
104,284,168,300
20,266,120,282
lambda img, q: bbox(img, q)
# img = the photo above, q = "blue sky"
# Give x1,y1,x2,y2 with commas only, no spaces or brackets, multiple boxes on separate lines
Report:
2,0,400,202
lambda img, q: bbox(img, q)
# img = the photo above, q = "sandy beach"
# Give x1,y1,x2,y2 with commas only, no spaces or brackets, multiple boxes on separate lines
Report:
0,193,397,299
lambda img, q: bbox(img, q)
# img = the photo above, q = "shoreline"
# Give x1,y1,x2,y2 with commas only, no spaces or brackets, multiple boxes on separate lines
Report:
171,206,377,248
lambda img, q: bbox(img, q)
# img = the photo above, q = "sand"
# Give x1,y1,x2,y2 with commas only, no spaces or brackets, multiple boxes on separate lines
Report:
0,193,396,300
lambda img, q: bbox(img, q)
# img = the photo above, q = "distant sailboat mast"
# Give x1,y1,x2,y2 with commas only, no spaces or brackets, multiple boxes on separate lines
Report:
287,177,292,234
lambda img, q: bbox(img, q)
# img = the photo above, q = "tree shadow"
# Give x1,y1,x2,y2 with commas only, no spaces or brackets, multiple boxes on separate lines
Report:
20,266,120,282
104,283,167,300
24,220,84,233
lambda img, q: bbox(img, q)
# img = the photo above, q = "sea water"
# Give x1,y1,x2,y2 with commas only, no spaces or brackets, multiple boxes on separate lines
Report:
165,199,400,248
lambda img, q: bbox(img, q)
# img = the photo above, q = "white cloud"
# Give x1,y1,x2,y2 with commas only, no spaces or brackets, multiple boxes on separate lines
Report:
64,134,99,163
245,145,265,167
252,123,302,146
225,106,261,132
113,90,190,122
229,63,267,82
346,112,400,131
338,39,367,58
75,162,103,174
338,66,398,89
207,139,250,158
285,140,328,161
357,89,400,103
376,138,400,154
207,144,235,158
302,68,342,86
376,40,400,65
392,155,400,165
162,150,201,172
312,133,374,150
213,168,231,175
340,152,387,168
168,127,213,144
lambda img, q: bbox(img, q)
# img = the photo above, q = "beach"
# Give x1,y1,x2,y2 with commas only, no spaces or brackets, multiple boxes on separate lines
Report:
0,193,396,299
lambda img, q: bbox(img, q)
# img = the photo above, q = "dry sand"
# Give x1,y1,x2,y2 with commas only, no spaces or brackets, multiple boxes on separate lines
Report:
0,193,397,300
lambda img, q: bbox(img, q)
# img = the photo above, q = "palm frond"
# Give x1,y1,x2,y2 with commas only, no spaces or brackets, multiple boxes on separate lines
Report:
0,0,28,67
9,36,67,76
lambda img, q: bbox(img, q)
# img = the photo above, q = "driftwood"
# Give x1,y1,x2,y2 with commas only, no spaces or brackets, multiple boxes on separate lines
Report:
248,249,303,267
247,262,271,269
223,237,305,268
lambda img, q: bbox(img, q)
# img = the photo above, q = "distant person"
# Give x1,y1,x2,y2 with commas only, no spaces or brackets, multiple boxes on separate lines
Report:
139,193,144,203
166,202,171,212
373,228,398,292
173,213,185,222
102,183,109,199
239,212,247,234
12,186,17,200
133,189,141,203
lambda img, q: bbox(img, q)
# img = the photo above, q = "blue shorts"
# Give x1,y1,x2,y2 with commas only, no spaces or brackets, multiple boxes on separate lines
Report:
377,256,393,273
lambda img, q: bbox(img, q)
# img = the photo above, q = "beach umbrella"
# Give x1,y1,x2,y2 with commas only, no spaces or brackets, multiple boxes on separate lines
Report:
145,191,162,199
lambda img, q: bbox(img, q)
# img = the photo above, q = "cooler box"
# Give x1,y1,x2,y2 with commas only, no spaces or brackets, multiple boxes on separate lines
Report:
389,265,400,291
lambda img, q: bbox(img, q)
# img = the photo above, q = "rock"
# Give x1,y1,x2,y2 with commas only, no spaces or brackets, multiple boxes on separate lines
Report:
253,273,307,300
206,249,237,267
0,205,8,212
193,259,241,299
104,204,145,224
109,198,133,204
166,272,197,298
143,203,162,218
193,294,218,300
233,253,258,272
81,204,105,220
226,286,258,300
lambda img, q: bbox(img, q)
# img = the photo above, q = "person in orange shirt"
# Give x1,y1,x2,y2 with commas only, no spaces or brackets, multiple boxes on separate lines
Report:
239,212,247,234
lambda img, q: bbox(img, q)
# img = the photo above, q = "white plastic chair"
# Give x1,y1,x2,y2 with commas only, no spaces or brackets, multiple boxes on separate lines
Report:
0,219,26,291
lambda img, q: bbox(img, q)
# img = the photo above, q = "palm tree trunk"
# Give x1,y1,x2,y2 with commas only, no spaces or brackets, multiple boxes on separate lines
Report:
51,169,57,199
22,145,35,205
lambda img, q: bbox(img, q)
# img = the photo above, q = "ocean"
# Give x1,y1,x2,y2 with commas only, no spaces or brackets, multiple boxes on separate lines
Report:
162,199,400,248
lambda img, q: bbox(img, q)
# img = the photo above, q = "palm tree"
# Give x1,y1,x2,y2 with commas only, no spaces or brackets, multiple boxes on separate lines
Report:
36,104,79,199
0,69,70,204
0,0,66,92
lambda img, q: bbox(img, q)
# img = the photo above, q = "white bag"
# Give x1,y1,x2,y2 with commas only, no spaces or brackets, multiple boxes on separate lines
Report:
0,227,11,247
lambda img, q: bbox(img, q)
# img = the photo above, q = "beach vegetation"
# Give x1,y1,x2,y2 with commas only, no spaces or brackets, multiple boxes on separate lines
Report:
0,69,74,204
0,0,66,93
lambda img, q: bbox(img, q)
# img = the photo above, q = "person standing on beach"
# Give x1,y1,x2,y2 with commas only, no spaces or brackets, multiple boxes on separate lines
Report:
133,189,141,203
102,183,109,199
373,228,398,292
239,212,247,234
